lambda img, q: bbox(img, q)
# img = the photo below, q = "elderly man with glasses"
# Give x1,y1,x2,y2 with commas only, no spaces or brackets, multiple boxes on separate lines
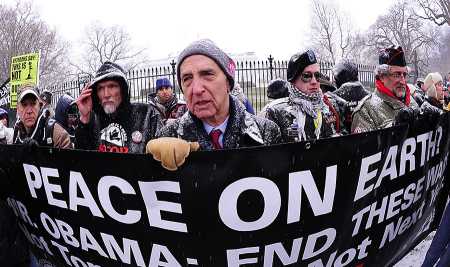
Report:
262,50,340,142
352,46,420,133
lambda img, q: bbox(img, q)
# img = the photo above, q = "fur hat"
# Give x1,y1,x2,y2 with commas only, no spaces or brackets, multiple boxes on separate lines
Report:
424,72,443,99
379,46,406,67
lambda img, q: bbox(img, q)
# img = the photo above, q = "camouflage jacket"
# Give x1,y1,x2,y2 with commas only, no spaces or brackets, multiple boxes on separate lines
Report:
157,96,281,150
263,96,339,143
351,89,419,133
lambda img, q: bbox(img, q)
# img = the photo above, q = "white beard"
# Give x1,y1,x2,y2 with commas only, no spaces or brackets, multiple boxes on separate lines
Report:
103,103,118,114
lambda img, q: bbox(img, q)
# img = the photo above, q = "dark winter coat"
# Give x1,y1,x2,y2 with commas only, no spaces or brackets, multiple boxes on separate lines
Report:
75,61,162,154
75,103,161,153
13,109,71,149
412,87,426,106
157,96,281,150
55,94,77,143
334,81,370,103
423,96,444,111
263,96,339,143
148,93,188,122
333,81,371,134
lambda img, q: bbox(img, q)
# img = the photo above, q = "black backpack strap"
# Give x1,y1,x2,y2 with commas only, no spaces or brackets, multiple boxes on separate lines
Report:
12,126,19,144
43,118,56,146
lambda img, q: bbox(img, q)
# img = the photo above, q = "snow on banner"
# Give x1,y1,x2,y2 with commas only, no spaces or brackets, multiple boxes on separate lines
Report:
0,115,449,267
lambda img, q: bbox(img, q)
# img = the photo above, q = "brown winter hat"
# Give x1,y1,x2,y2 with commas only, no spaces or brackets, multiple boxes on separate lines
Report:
379,46,406,67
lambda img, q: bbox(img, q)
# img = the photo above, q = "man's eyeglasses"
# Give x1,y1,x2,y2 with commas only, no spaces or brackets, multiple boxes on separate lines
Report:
300,72,322,83
389,72,409,79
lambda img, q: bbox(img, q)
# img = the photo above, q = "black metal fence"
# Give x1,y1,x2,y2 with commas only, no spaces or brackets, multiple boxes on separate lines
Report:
47,57,376,113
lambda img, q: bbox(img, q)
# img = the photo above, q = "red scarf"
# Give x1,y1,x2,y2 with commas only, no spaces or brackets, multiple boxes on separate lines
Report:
376,80,410,106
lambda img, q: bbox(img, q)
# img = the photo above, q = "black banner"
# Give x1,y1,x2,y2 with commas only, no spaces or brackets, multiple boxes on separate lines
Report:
0,114,449,267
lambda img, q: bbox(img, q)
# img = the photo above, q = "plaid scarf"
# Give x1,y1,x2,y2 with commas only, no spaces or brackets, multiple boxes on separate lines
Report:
288,84,329,118
288,84,329,141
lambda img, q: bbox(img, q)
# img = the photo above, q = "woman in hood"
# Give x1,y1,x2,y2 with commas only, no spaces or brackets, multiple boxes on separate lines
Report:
423,72,445,110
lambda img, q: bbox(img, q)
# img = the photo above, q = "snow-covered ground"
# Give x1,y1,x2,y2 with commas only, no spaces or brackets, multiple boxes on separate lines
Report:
394,231,435,267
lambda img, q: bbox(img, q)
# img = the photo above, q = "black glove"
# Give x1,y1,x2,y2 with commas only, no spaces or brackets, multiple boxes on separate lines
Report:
22,138,39,153
394,107,418,126
420,103,441,126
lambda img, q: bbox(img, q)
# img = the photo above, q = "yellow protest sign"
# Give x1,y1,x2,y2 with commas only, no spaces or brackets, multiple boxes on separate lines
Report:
9,52,40,109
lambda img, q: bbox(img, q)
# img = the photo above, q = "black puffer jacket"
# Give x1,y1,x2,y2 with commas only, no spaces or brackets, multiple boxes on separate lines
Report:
423,96,444,111
334,81,370,102
55,94,77,142
412,87,426,106
75,61,162,153
157,96,281,150
75,102,161,153
333,81,371,134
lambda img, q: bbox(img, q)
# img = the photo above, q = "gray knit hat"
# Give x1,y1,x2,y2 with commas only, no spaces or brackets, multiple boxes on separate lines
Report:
177,39,236,91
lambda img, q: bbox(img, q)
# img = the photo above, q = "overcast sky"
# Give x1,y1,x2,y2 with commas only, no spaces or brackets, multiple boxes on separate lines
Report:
5,0,396,60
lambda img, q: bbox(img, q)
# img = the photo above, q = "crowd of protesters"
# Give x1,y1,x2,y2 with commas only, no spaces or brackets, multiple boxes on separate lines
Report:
0,39,449,267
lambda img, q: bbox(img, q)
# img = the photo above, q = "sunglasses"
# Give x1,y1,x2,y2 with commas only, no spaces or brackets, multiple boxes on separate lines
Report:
300,72,322,83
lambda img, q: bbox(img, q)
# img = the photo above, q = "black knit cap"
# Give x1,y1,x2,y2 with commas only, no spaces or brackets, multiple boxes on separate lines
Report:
333,59,358,89
287,50,317,82
40,90,52,104
379,46,406,67
267,78,289,99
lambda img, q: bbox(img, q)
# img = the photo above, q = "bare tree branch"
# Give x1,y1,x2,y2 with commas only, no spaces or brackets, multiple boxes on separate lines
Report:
308,0,359,64
74,22,149,74
365,1,440,80
0,1,71,89
415,0,450,26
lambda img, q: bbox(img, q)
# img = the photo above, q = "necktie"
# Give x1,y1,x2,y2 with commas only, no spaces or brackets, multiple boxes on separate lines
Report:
209,129,222,149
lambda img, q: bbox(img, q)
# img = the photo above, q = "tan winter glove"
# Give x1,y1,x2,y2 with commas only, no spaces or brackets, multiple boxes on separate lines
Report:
146,137,200,171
